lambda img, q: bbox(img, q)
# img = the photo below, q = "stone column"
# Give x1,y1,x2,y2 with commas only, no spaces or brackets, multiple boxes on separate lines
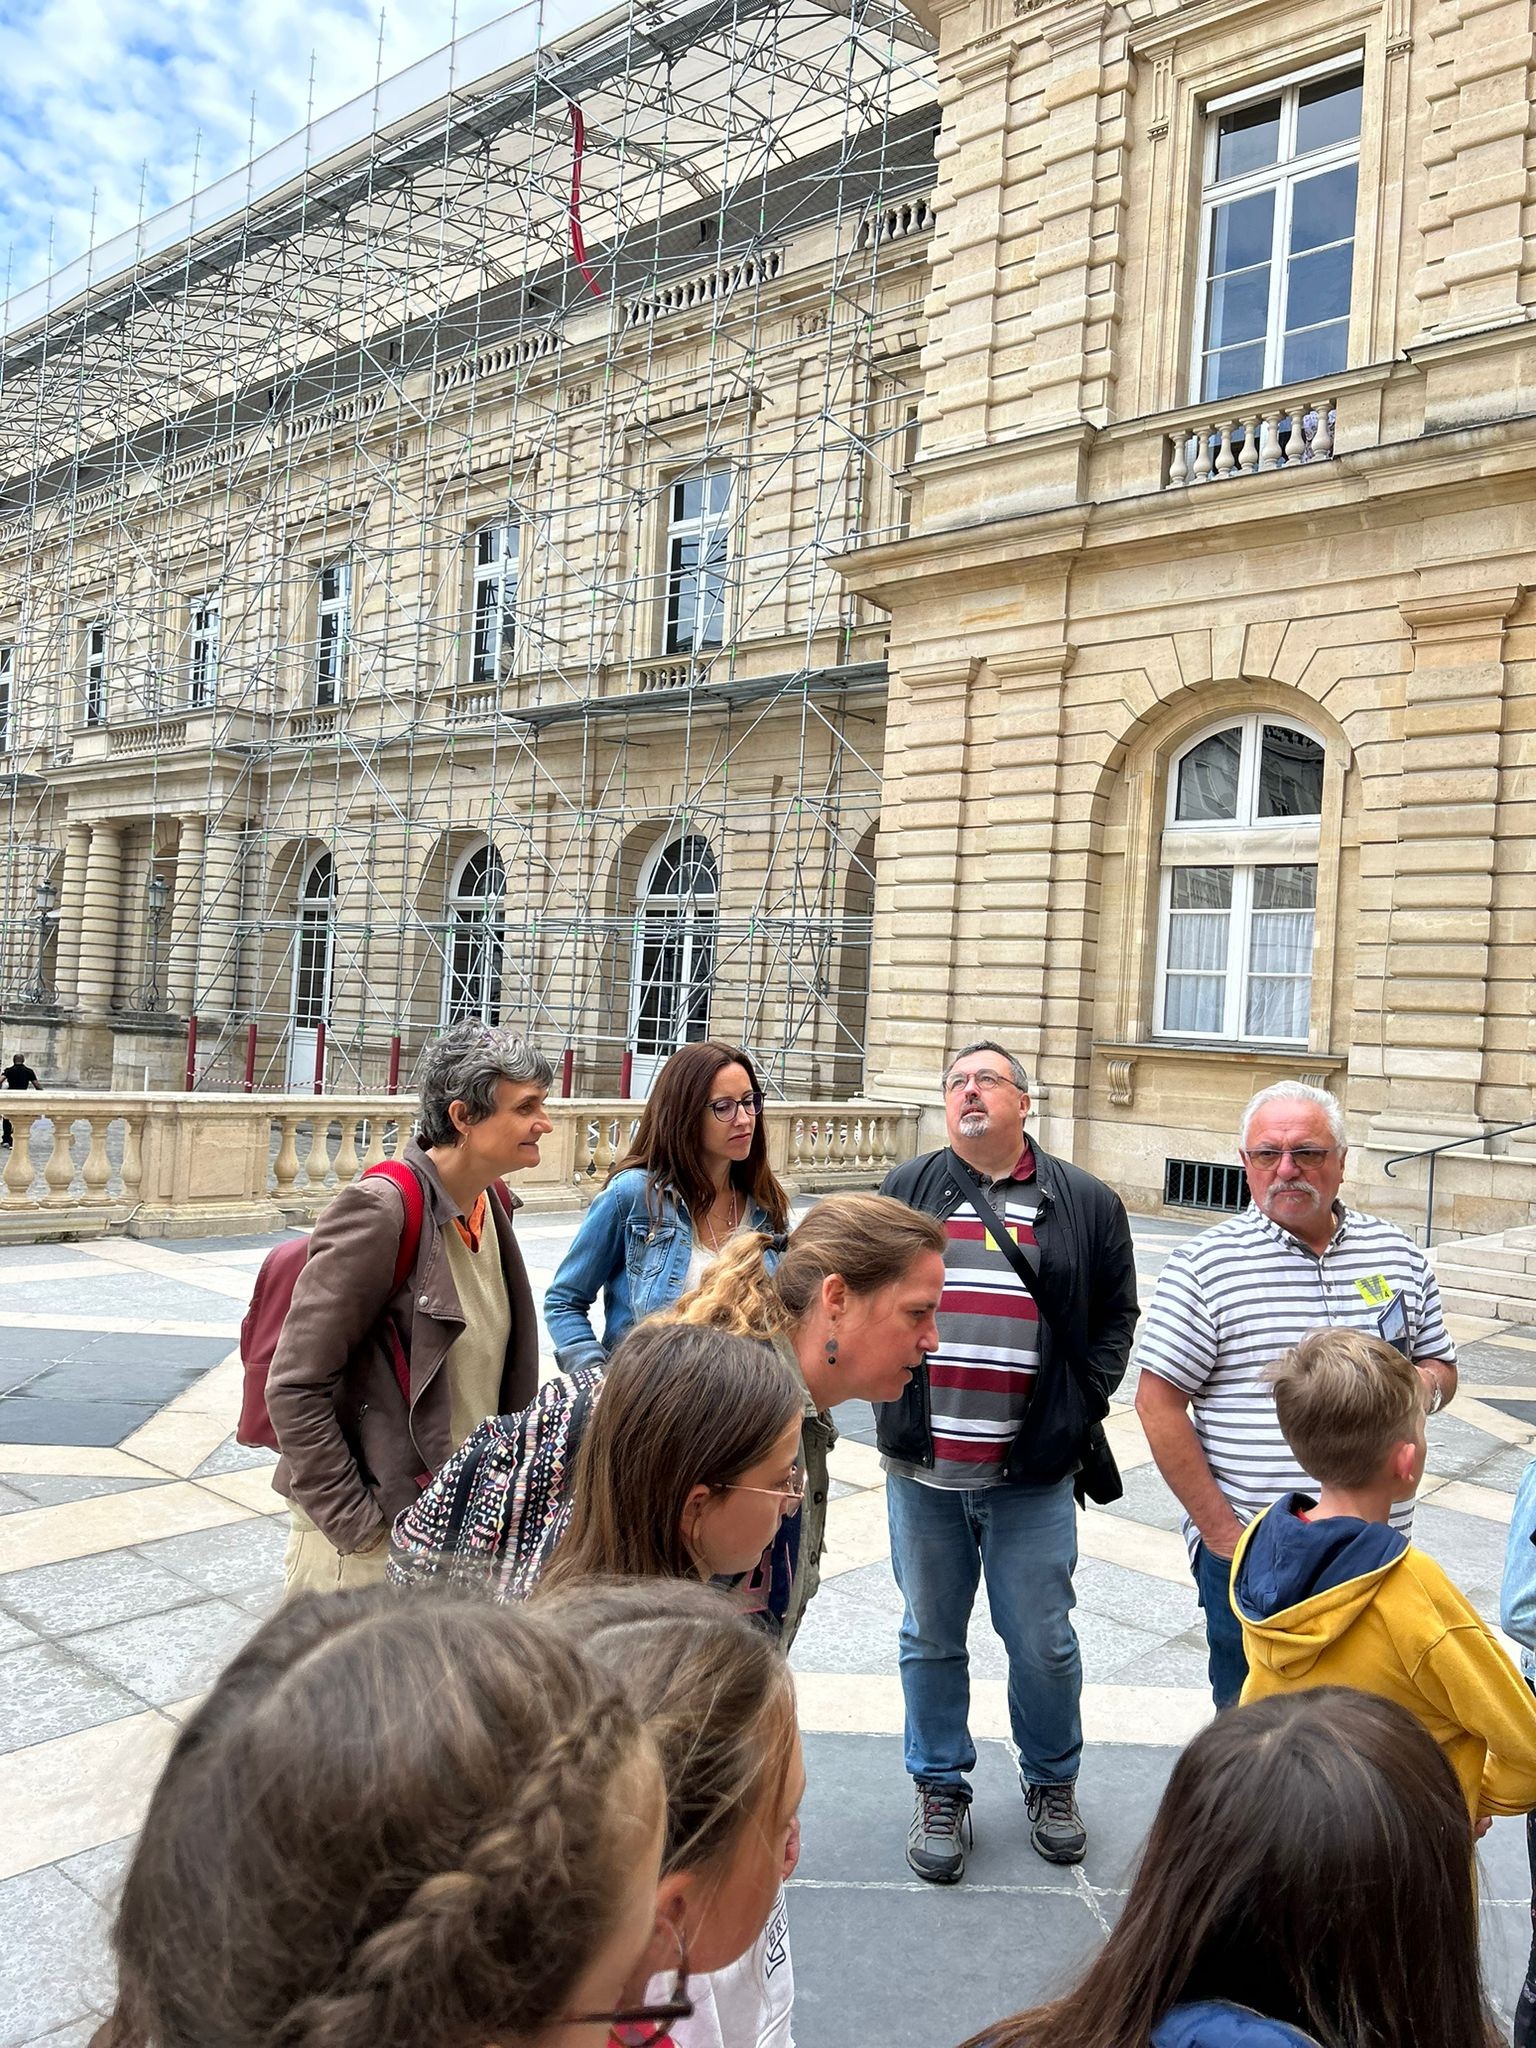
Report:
166,815,206,1016
74,821,124,1015
199,825,245,1016
1364,586,1520,1148
52,822,92,1009
864,654,977,1108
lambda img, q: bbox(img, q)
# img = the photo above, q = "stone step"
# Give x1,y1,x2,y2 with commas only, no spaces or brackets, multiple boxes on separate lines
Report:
1435,1260,1536,1302
1438,1284,1536,1323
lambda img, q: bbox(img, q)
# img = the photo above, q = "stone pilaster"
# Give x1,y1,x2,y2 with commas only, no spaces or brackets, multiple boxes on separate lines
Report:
865,654,978,1104
166,815,206,1016
52,821,91,1009
198,826,245,1016
1366,585,1521,1147
74,822,123,1015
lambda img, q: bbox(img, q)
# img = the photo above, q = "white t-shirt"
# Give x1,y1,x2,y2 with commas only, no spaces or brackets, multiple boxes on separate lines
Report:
651,1888,795,2048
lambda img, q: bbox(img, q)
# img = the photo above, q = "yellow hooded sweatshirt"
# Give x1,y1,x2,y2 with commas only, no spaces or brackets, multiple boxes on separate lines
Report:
1232,1493,1536,1821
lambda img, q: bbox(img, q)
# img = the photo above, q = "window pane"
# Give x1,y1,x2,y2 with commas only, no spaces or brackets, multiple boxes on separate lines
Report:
1215,97,1281,180
1168,910,1231,973
1170,865,1235,911
1257,730,1324,819
1210,190,1276,274
1282,318,1348,384
1202,343,1268,402
1285,242,1353,329
1296,67,1363,154
1253,864,1317,913
1290,164,1358,254
1245,972,1311,1038
674,477,703,521
1205,266,1272,351
706,472,732,513
1175,733,1242,822
1164,975,1227,1034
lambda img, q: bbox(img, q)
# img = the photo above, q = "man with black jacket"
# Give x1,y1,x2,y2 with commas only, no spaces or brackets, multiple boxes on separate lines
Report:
877,1041,1138,1884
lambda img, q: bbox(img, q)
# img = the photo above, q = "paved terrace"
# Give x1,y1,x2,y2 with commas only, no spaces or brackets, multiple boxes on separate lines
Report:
2,1212,1536,2048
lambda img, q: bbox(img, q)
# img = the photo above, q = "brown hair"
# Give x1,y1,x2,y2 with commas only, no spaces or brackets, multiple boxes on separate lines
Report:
608,1040,790,1232
537,1319,803,1590
962,1689,1497,2048
673,1191,946,1336
538,1578,798,1879
105,1588,655,2048
1268,1327,1424,1489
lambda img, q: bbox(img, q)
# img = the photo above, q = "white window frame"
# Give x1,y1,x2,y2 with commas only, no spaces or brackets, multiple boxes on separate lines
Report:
1153,713,1325,1046
441,841,507,1026
314,560,351,706
188,593,221,707
0,643,11,752
84,620,109,727
469,523,519,685
663,469,732,655
1191,50,1364,404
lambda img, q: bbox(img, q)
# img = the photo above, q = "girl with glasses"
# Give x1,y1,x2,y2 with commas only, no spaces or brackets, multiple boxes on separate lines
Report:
97,1588,676,2048
544,1042,790,1375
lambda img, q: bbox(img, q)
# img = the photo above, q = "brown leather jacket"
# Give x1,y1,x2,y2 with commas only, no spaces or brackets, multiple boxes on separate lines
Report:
267,1140,539,1552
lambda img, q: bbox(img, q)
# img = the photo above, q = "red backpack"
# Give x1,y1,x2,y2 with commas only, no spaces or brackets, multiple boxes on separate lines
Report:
237,1160,425,1452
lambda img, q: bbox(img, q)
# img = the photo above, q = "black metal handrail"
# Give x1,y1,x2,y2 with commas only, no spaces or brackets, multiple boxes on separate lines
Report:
1383,1119,1536,1248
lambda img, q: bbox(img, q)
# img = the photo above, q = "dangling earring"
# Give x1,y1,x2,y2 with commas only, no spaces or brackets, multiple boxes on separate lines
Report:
824,1330,839,1367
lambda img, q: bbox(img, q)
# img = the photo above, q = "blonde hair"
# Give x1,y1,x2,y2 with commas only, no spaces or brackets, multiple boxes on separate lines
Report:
1268,1328,1424,1489
672,1192,946,1336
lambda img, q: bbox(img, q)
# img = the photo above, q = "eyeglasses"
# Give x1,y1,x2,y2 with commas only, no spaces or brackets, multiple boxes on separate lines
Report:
708,1091,763,1124
943,1070,1016,1095
725,1467,808,1506
1243,1146,1336,1169
573,1965,693,2045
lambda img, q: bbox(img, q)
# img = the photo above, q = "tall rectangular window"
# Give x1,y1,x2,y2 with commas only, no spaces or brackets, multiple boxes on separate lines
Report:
188,594,221,707
84,620,109,727
1195,58,1363,402
315,561,351,706
470,523,518,684
664,470,731,655
0,644,11,752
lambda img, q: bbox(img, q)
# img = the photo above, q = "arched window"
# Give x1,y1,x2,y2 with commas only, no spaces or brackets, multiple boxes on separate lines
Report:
443,843,506,1024
287,853,336,1088
1156,716,1325,1043
628,833,718,1092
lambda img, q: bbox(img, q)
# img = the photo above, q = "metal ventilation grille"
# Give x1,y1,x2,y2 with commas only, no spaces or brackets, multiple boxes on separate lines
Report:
1164,1158,1250,1213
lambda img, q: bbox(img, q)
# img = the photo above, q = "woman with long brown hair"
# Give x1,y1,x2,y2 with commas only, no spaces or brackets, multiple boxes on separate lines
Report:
544,1041,790,1371
963,1687,1500,2048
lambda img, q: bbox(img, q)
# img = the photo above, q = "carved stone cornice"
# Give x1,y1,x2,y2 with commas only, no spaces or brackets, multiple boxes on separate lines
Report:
1399,587,1523,633
988,644,1077,681
899,655,982,694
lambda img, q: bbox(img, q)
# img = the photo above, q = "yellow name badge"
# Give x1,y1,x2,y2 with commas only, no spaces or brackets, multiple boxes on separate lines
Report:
1354,1274,1394,1307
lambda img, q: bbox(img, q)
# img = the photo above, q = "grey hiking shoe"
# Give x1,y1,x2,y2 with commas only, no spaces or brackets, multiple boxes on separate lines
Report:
1024,1778,1086,1864
906,1782,972,1884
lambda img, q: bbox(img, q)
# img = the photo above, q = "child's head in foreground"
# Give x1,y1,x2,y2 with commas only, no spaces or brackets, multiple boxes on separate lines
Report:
1269,1326,1427,1501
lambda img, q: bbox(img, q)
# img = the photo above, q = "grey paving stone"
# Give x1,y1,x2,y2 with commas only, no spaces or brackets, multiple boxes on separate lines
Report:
1413,1500,1514,1613
193,1434,277,1477
0,1642,146,1755
0,1275,239,1323
56,1834,137,1912
1455,1339,1536,1386
0,1865,114,2048
23,1359,215,1406
0,1608,38,1653
133,1517,287,1602
0,1399,157,1448
1072,1606,1173,1685
1465,1444,1535,1495
1109,1627,1215,1694
791,1562,904,1678
0,1361,47,1397
0,1551,202,1637
0,1478,40,1514
65,1596,261,1707
0,1474,166,1508
1423,1410,1526,1480
1073,1555,1201,1638
1095,1461,1186,1534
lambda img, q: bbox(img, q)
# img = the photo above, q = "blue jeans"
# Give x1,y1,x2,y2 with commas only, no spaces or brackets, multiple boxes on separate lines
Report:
1192,1540,1247,1709
886,1470,1083,1789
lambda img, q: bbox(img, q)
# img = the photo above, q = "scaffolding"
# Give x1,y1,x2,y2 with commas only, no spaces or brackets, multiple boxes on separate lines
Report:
0,0,938,1096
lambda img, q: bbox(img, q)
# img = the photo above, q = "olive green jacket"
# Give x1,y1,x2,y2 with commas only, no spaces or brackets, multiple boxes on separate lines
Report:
776,1335,836,1649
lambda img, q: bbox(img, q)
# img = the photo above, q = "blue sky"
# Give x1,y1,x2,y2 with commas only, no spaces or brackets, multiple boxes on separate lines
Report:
0,0,524,299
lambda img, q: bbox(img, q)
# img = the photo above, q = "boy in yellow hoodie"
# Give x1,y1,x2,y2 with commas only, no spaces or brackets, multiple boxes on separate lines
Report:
1232,1326,1536,1825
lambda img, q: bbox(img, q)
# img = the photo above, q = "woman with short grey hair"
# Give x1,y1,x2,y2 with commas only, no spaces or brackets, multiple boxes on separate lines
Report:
265,1019,553,1600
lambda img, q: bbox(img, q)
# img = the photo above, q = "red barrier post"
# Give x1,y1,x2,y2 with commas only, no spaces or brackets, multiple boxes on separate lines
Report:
312,1021,326,1096
619,1049,633,1099
183,1014,199,1092
387,1034,402,1096
561,1047,574,1098
243,1023,258,1094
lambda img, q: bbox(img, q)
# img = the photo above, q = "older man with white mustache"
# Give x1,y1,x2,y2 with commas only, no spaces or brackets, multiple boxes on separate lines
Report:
1136,1081,1457,1708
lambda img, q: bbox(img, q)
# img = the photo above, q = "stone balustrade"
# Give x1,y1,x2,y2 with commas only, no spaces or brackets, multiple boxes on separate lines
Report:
0,1091,921,1241
1165,391,1337,487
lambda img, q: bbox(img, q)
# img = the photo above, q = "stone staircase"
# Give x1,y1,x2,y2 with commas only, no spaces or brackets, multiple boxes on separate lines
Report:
1431,1225,1536,1323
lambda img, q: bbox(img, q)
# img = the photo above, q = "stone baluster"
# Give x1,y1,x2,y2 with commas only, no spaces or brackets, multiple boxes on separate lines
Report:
333,1116,361,1185
361,1118,387,1168
81,1118,114,1205
1167,431,1190,487
272,1115,302,1198
1213,422,1238,478
1258,413,1284,470
119,1112,143,1207
1310,401,1334,460
1238,418,1261,474
42,1120,76,1207
1192,429,1215,484
2,1118,35,1204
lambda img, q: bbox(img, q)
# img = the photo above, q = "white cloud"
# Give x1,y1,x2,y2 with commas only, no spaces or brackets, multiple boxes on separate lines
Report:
0,0,524,297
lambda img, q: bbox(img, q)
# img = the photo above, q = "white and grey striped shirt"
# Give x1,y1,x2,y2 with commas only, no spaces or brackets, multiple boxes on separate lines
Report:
1137,1203,1455,1555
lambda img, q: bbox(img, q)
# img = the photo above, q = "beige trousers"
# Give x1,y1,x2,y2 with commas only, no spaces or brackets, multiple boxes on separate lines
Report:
281,1505,390,1599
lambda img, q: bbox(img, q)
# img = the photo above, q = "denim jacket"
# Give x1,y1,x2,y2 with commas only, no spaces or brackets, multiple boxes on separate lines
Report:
544,1168,772,1370
1500,1457,1536,1681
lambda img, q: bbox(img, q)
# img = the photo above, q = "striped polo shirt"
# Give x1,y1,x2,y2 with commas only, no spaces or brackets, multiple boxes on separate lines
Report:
883,1147,1042,1492
1137,1203,1455,1555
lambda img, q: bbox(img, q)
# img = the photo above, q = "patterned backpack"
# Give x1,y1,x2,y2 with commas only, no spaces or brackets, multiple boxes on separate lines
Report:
387,1365,603,1600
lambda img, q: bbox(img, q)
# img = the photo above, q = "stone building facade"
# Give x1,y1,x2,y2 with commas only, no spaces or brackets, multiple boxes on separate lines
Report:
846,0,1536,1237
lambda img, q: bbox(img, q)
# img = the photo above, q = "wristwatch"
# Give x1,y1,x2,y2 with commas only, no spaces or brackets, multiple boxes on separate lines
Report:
1424,1373,1445,1415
